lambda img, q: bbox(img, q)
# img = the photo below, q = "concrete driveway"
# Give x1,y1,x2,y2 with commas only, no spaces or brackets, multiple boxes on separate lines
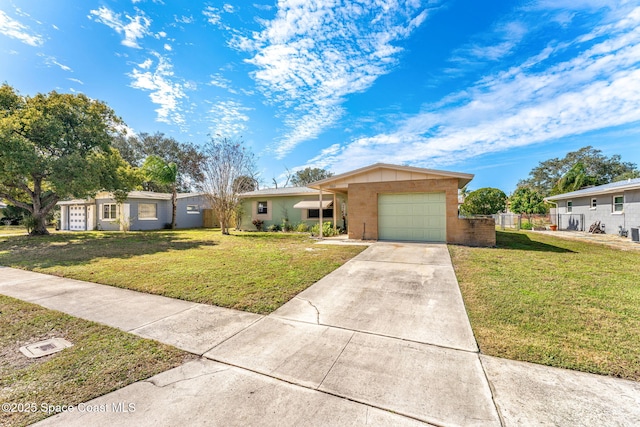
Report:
205,242,500,426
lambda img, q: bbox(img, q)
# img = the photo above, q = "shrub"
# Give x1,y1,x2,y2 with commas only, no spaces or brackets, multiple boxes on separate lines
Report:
21,215,39,234
310,221,338,237
282,219,294,232
295,222,309,233
520,221,533,230
267,223,282,232
252,219,264,231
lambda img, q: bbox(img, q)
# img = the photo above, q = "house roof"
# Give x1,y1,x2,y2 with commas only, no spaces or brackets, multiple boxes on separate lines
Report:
307,163,474,191
57,191,203,205
240,187,318,197
545,178,640,201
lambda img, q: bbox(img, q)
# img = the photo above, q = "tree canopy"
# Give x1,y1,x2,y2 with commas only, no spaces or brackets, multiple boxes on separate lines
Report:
200,137,256,235
0,84,138,235
509,186,548,221
519,146,639,196
460,187,507,216
143,155,178,229
290,167,334,187
113,132,204,192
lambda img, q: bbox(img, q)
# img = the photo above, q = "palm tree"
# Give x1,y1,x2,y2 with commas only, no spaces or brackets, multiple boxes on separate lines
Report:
143,155,178,229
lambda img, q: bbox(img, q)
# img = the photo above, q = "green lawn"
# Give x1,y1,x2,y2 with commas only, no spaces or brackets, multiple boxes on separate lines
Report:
450,230,640,381
0,226,27,236
0,295,190,427
0,229,365,314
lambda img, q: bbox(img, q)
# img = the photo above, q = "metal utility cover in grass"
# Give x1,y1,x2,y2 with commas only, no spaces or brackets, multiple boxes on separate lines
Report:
19,338,73,358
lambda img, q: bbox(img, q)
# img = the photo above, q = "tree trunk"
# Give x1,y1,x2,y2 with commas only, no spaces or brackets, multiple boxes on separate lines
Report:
30,211,50,236
171,186,177,229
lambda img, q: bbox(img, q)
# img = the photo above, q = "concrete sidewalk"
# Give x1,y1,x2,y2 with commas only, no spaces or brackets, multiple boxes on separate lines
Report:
2,243,640,426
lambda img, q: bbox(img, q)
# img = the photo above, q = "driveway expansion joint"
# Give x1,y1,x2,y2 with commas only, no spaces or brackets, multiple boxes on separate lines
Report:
199,315,264,356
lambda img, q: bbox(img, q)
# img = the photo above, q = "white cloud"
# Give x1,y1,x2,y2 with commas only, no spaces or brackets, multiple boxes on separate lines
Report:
175,15,194,24
203,6,222,25
39,54,72,71
89,6,151,49
0,10,43,46
138,58,153,69
128,52,187,125
301,4,640,174
164,43,172,51
232,0,432,158
68,78,84,85
209,73,238,94
208,100,251,136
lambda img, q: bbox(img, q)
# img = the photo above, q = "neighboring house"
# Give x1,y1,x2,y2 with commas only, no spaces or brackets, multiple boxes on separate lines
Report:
0,201,6,221
238,186,346,231
240,163,495,246
545,178,640,234
58,191,207,231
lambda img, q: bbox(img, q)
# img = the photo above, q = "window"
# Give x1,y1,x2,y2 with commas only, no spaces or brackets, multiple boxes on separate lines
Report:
613,195,624,212
307,208,334,219
102,203,117,220
257,201,268,215
186,205,200,214
138,203,157,220
567,201,573,213
591,198,597,209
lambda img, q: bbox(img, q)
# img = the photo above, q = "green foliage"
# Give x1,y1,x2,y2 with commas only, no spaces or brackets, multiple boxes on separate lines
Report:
267,223,282,232
509,187,548,221
282,219,294,232
0,84,139,235
21,214,38,234
143,155,178,228
310,221,339,237
112,132,204,192
0,204,30,225
143,155,178,185
551,162,597,195
290,167,334,187
519,146,639,196
295,222,309,232
460,187,507,216
520,221,533,230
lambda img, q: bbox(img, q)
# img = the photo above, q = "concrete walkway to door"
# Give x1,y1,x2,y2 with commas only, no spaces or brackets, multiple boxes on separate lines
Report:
2,243,639,426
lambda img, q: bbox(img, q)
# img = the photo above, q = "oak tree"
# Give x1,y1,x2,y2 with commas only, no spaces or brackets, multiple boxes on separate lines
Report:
0,84,137,235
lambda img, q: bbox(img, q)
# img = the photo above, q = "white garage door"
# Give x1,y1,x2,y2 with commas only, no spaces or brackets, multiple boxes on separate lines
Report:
69,205,86,231
378,193,446,242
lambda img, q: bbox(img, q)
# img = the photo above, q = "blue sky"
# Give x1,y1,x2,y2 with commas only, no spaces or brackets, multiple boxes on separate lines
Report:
1,0,639,192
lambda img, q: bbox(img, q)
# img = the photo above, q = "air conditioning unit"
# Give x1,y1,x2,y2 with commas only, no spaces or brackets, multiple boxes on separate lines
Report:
631,227,640,243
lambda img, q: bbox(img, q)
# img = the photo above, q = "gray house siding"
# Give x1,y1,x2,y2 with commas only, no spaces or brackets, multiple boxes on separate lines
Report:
175,196,204,229
555,189,640,234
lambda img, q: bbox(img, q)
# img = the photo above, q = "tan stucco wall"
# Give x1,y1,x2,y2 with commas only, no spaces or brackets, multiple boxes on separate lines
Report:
346,179,495,246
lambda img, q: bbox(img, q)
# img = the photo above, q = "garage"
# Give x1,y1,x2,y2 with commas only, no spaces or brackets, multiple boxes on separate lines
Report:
378,193,446,242
68,205,86,231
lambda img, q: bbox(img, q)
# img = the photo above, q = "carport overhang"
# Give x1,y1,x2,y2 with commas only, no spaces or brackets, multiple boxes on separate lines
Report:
305,163,474,239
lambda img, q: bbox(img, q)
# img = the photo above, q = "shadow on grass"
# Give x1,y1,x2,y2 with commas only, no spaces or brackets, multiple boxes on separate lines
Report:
496,231,575,253
0,230,218,269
